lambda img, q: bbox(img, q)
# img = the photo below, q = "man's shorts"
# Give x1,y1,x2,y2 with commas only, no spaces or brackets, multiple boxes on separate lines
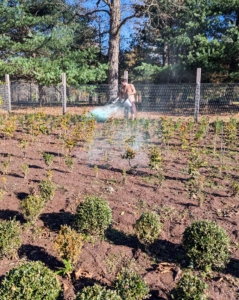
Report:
130,102,137,114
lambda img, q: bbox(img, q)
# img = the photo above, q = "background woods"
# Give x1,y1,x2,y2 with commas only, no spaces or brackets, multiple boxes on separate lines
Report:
1,0,239,86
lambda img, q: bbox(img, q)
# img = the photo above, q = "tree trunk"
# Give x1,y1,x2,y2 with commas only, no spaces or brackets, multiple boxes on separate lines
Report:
163,43,169,67
108,0,121,101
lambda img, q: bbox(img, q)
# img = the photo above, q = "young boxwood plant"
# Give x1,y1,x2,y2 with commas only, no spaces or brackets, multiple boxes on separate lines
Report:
134,211,163,245
0,218,22,259
183,220,230,271
171,272,208,300
42,152,55,168
75,196,112,236
38,178,56,202
20,195,45,223
76,284,122,300
54,225,83,267
112,268,150,300
0,261,62,300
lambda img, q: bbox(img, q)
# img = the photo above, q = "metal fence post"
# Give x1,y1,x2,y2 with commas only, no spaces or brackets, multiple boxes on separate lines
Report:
194,68,201,123
62,73,67,115
5,74,11,113
124,70,128,83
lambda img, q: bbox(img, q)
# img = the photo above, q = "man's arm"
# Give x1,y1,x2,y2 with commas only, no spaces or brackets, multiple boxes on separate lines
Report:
129,84,136,95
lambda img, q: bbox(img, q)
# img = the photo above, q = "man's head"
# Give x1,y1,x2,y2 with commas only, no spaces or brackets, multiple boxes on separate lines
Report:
121,79,128,86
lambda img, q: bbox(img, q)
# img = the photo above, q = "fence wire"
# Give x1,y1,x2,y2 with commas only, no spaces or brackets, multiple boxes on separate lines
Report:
0,84,6,110
3,81,239,116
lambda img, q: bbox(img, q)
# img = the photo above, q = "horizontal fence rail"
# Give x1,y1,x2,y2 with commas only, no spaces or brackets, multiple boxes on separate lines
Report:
1,80,239,116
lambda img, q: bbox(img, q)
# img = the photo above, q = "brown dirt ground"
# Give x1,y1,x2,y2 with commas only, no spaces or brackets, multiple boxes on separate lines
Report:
0,108,238,299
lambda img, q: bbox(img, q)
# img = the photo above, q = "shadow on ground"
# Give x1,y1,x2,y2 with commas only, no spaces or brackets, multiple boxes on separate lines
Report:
40,211,75,231
18,244,64,271
0,209,25,223
225,258,239,278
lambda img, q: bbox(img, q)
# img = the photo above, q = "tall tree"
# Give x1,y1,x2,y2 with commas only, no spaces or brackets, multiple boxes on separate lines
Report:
130,0,239,83
0,0,108,86
80,0,181,99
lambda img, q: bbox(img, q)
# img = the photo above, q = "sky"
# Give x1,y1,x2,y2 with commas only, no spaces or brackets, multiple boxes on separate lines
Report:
82,0,145,51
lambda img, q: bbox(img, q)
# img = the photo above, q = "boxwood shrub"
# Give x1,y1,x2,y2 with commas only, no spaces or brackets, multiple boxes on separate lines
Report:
75,196,112,236
171,273,208,300
0,218,22,258
38,178,56,202
112,268,150,300
183,220,230,270
20,195,45,223
76,284,121,300
134,211,163,245
54,225,83,266
0,261,62,300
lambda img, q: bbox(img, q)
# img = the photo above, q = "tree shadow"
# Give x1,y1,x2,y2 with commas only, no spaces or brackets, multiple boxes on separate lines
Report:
43,151,63,157
149,239,186,265
16,192,29,200
210,192,231,198
18,244,64,271
8,172,23,178
0,209,25,223
224,258,239,278
52,168,68,174
29,164,44,169
149,291,167,300
40,211,75,232
178,202,197,208
105,227,140,248
105,228,186,266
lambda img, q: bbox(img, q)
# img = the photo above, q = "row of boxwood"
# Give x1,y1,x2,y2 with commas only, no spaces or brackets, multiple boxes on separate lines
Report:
0,260,208,300
75,195,230,272
0,195,231,299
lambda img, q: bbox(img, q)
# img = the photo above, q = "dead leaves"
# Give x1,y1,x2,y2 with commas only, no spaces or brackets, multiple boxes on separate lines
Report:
156,262,182,281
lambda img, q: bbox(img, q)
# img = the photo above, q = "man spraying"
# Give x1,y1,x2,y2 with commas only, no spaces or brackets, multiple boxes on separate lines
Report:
119,79,137,121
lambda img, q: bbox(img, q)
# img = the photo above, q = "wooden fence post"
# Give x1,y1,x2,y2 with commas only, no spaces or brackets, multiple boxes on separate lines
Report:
124,70,128,83
5,74,11,113
194,68,201,123
62,73,67,115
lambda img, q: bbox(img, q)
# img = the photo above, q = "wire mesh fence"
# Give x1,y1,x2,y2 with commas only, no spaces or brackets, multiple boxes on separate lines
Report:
1,80,239,116
0,84,6,110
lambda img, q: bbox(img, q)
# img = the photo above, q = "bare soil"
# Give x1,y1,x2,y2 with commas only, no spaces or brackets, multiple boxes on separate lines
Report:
0,108,239,300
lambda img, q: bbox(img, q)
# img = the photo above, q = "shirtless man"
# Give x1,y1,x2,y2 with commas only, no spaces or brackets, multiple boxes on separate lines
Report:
120,79,137,120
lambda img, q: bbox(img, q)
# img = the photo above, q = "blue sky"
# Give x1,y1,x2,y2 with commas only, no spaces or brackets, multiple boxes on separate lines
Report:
82,0,144,51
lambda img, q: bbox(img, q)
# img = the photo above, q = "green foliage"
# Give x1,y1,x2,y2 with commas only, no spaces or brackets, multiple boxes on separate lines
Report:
0,261,62,300
75,196,112,236
171,272,208,300
54,225,83,266
55,259,73,277
0,0,108,85
38,178,56,202
148,146,163,170
134,211,163,245
113,268,150,300
20,163,30,178
20,195,45,223
75,284,122,300
121,147,137,167
188,148,207,177
183,220,230,271
0,188,5,201
127,0,239,83
0,218,22,259
64,155,74,171
42,152,55,167
231,180,239,196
